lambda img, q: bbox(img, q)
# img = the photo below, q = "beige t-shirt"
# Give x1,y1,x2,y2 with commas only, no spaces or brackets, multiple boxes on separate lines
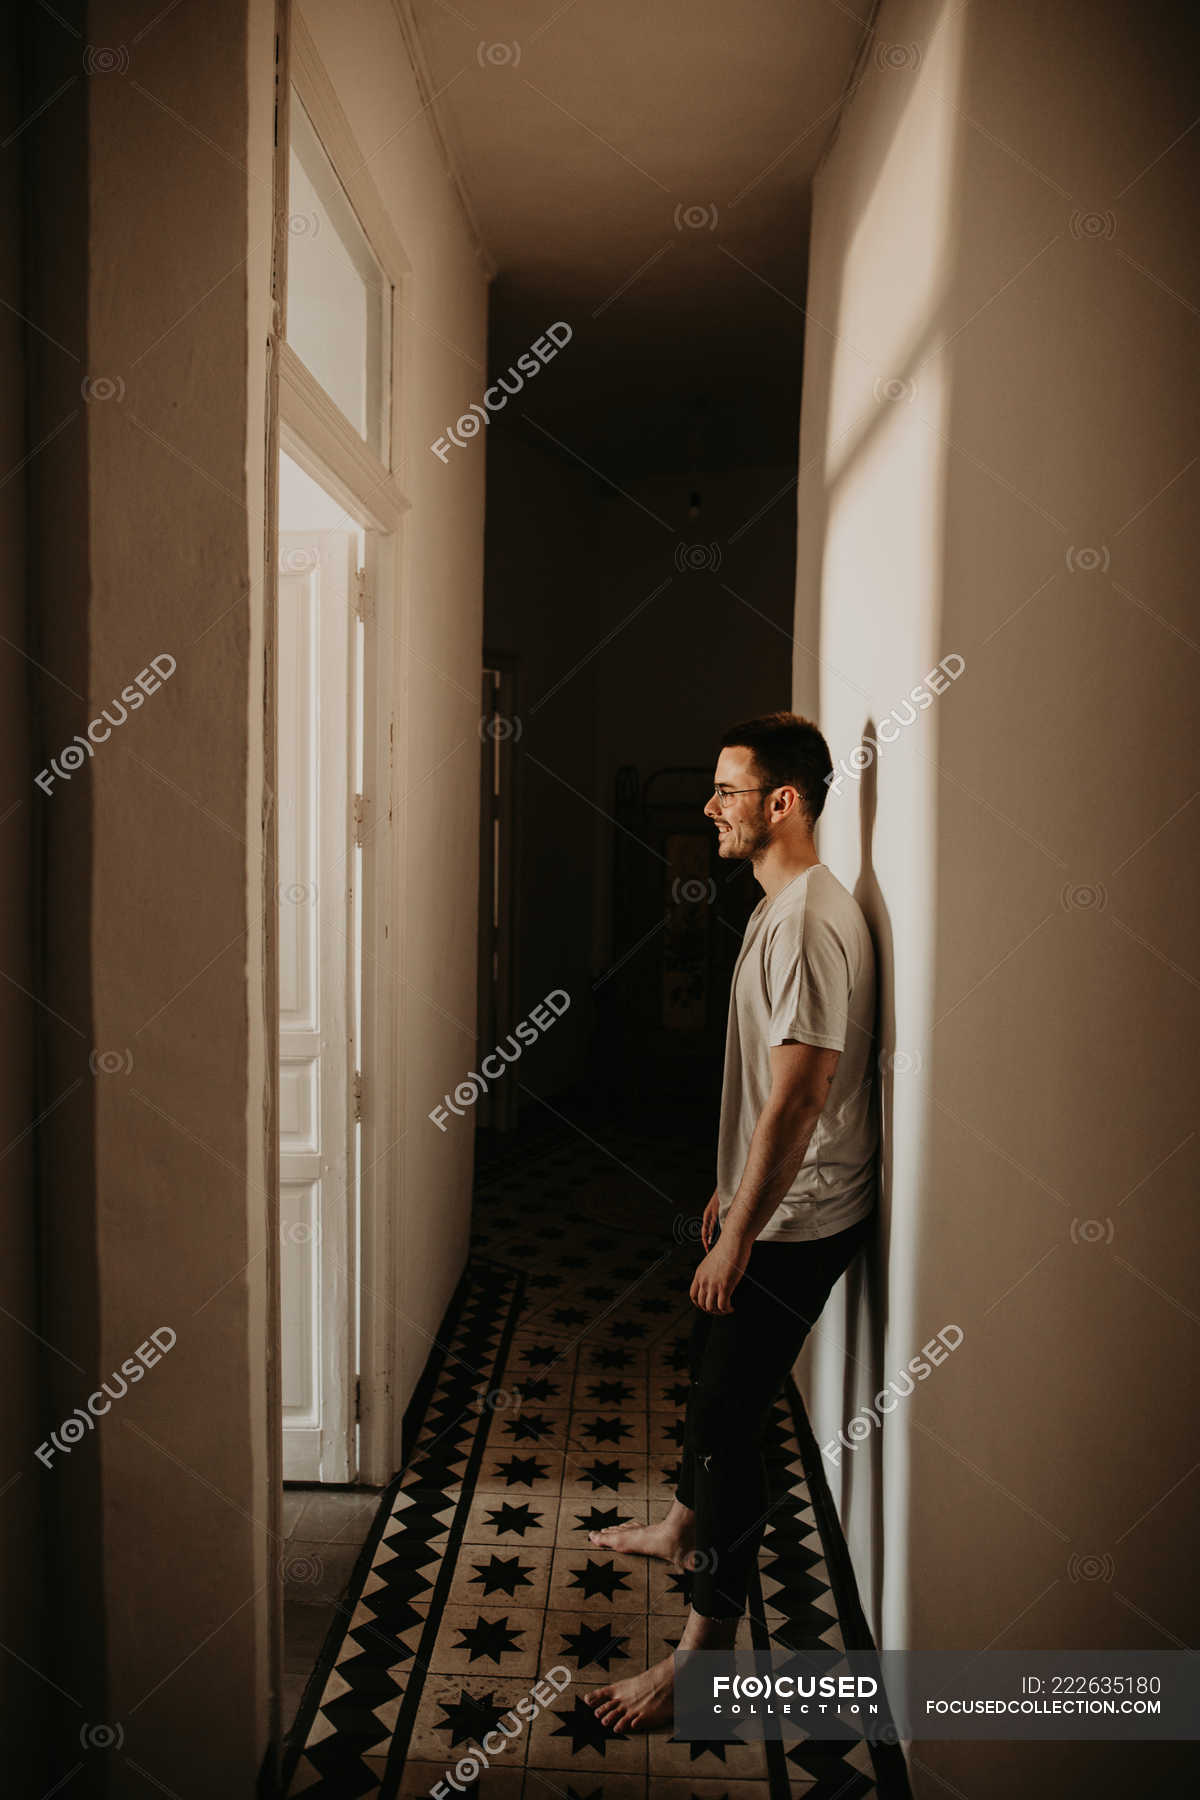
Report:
717,864,878,1242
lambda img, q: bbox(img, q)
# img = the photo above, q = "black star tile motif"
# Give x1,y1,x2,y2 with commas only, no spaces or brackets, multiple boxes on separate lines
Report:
566,1558,633,1602
664,1567,693,1603
571,1504,635,1534
512,1376,563,1402
579,1416,634,1446
584,1380,636,1405
549,1694,625,1756
667,1729,748,1762
435,1687,509,1747
557,1620,632,1672
452,1615,526,1664
578,1459,633,1492
501,1412,556,1442
289,1144,863,1799
467,1554,537,1597
482,1500,544,1537
660,1461,682,1488
492,1454,550,1488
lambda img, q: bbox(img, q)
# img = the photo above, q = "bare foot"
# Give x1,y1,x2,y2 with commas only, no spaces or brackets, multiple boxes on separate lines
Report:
584,1653,675,1734
586,1517,694,1567
585,1606,740,1736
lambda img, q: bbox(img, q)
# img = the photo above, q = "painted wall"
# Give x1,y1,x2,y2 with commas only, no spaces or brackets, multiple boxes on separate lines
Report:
28,1,279,1793
25,0,488,1787
0,12,48,1792
299,0,490,1436
794,2,1199,1794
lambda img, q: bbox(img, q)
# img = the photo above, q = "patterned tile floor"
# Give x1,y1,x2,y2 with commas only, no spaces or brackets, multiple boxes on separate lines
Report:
282,1118,891,1799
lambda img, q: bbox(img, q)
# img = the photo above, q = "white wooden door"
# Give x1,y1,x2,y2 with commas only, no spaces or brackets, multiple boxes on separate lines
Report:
278,527,359,1482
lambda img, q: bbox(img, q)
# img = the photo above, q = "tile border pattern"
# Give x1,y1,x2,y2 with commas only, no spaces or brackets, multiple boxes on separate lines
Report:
281,1125,908,1798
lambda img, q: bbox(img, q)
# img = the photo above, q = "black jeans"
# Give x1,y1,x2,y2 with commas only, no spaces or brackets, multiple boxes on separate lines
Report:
674,1215,870,1620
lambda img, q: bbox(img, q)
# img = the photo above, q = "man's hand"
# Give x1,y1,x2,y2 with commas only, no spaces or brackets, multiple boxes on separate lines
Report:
690,1236,750,1314
700,1191,721,1251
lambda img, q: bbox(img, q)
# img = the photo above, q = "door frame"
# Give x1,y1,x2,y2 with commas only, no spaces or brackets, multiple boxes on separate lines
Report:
277,15,413,1485
477,654,521,1132
277,521,360,1481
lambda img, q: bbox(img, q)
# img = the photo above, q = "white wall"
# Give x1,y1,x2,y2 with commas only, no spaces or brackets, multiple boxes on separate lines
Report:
298,0,490,1440
25,0,488,1789
795,2,1199,1794
32,1,280,1791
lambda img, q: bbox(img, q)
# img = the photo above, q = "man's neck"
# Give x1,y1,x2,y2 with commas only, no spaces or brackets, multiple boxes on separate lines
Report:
753,837,821,902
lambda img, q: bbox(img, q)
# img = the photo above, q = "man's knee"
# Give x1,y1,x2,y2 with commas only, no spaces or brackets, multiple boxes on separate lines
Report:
691,1380,763,1465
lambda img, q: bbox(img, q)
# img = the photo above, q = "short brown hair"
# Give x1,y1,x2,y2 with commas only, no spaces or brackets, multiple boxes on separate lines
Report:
719,711,833,826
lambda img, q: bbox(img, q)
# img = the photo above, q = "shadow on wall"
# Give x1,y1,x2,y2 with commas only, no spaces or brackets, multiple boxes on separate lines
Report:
799,5,1200,1796
793,0,959,1657
842,737,896,1638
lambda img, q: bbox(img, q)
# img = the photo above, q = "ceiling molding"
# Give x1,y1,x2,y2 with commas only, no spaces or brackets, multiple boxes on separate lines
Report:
291,9,413,285
388,0,497,283
814,0,882,183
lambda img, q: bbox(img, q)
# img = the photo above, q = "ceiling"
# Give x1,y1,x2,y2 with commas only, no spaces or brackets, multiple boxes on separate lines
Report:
408,0,867,471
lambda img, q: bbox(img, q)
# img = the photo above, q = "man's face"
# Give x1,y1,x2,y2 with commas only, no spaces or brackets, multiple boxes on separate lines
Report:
704,747,774,860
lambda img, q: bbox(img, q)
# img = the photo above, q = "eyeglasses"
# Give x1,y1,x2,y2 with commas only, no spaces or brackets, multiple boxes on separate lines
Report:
710,785,775,808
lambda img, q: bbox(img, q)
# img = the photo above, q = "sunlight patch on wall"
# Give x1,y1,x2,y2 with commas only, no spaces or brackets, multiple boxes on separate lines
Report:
795,0,967,1658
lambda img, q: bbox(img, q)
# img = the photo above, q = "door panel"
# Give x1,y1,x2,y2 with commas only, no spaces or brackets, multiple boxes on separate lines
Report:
279,526,358,1482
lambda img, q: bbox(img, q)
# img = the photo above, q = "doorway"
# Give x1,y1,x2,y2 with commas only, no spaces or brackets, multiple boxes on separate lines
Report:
477,656,520,1132
277,449,368,1483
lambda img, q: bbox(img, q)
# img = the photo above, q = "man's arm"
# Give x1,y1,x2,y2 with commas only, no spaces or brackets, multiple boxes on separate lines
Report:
723,1041,840,1244
700,1185,721,1250
689,1041,840,1313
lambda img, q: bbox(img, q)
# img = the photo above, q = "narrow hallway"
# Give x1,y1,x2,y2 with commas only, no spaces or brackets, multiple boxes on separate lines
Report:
284,1112,908,1797
6,3,1196,1796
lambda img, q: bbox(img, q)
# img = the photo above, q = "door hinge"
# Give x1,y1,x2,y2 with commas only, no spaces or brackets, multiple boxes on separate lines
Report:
354,567,370,621
353,792,368,846
353,1069,364,1122
355,1375,361,1420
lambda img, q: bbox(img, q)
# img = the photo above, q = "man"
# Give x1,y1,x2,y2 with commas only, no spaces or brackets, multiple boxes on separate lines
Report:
584,711,878,1734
